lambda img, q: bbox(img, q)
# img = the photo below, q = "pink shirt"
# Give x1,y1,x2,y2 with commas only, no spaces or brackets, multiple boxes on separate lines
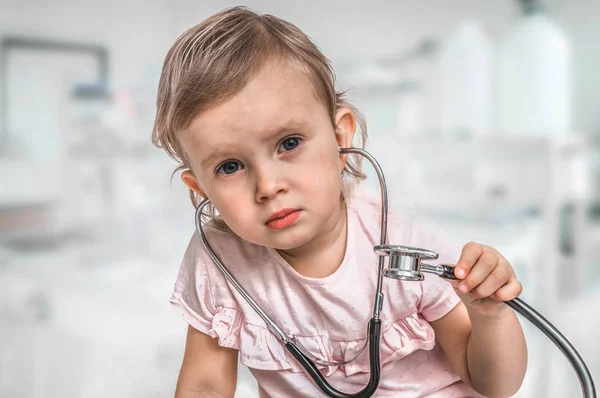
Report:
170,187,484,397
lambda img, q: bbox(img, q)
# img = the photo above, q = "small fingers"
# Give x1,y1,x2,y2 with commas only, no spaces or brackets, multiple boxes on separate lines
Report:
469,265,512,299
457,248,498,294
454,242,484,279
490,276,523,301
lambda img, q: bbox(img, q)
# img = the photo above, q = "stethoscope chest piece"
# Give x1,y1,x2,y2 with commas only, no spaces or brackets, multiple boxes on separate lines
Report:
375,245,438,281
375,245,459,282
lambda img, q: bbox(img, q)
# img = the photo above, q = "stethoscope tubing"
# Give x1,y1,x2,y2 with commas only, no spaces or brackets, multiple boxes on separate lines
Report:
504,297,596,398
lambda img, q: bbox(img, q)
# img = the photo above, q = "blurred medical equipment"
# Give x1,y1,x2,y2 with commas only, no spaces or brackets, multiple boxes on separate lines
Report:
0,37,110,246
439,20,493,138
195,147,596,397
496,0,572,136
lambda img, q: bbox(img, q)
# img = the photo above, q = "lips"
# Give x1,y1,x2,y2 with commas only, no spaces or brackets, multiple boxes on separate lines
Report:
266,208,301,230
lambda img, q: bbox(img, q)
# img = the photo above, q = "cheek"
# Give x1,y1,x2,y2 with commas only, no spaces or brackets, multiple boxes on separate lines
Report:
298,154,342,199
212,196,254,227
198,174,252,224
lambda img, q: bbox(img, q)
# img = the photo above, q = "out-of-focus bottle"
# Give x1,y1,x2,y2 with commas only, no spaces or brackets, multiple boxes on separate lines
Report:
495,0,572,136
439,20,493,138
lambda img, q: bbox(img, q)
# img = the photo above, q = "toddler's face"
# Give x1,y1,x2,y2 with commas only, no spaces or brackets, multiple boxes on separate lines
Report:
179,60,355,252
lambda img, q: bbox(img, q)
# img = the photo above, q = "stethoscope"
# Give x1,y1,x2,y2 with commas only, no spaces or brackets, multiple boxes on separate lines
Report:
194,147,597,398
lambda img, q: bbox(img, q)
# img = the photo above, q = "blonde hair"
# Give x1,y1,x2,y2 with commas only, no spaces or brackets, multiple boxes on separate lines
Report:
152,6,368,215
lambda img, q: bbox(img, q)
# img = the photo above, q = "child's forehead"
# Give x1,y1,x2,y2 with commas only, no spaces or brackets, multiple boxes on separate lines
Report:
186,61,326,138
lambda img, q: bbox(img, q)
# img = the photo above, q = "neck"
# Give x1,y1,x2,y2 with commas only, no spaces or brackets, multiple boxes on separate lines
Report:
278,206,348,278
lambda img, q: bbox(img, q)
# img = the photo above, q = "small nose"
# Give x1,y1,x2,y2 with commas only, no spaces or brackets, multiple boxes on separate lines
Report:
255,164,287,203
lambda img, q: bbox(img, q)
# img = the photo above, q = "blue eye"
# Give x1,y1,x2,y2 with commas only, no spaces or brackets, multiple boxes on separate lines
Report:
279,137,301,152
217,161,243,175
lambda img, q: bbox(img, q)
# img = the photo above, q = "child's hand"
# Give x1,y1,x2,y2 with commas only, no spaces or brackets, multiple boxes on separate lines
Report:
452,242,522,314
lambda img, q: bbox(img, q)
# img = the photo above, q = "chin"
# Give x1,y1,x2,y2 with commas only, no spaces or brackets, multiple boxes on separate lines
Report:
267,229,314,251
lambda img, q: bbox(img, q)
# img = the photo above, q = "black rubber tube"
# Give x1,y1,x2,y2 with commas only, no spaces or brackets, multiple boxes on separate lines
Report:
505,297,596,398
285,318,381,398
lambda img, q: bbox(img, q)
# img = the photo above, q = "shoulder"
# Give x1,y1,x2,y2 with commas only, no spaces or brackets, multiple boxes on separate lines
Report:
173,224,272,308
348,183,462,262
170,224,279,341
180,223,267,273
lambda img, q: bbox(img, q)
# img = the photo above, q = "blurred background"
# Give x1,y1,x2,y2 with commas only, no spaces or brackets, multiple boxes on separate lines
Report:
0,0,598,397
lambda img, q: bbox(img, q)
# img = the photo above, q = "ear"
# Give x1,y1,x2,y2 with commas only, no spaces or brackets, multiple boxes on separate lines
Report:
334,107,356,169
181,170,207,198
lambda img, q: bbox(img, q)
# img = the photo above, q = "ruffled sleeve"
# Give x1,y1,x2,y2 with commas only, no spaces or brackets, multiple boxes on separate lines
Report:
413,219,463,322
169,233,267,353
169,233,237,342
419,273,461,322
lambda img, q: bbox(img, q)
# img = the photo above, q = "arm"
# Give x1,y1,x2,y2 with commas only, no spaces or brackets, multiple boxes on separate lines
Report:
175,325,239,398
431,301,527,398
430,242,528,398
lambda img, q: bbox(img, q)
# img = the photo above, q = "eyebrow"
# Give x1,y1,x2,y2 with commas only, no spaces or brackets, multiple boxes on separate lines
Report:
200,149,237,169
199,120,308,169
